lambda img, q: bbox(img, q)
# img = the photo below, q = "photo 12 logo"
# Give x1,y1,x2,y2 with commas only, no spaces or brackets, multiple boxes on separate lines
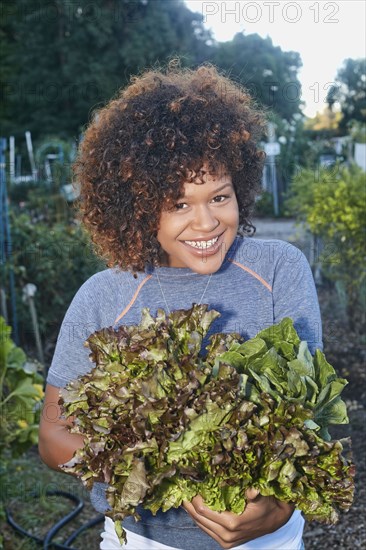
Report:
201,2,340,24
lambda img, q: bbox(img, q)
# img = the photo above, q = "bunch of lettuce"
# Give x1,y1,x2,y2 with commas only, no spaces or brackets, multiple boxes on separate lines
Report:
59,305,355,544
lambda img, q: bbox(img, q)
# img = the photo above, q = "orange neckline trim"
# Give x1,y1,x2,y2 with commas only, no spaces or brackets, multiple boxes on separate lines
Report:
227,259,272,292
113,274,152,325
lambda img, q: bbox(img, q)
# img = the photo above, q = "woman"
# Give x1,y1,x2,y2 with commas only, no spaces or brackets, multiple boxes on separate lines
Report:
39,62,321,549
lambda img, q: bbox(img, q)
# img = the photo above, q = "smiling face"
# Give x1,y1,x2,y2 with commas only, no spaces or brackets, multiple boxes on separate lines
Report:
157,163,239,273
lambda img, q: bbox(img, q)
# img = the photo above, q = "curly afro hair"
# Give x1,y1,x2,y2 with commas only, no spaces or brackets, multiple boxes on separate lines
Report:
74,61,267,273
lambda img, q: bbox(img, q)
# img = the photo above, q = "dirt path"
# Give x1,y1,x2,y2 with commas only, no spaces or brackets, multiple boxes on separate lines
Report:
253,217,313,261
253,217,306,242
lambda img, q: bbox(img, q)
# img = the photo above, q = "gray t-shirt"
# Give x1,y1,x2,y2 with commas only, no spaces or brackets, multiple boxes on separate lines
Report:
47,237,322,549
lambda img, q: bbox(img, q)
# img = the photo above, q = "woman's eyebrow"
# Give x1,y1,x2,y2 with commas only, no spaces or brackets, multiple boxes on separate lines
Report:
210,182,233,194
182,182,233,200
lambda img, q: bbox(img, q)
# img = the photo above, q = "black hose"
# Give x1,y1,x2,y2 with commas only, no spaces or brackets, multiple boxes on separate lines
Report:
64,515,106,546
5,489,104,549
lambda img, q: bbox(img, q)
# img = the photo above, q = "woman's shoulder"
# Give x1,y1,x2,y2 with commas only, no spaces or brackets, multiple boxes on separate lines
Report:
79,266,147,291
229,236,304,267
69,267,147,309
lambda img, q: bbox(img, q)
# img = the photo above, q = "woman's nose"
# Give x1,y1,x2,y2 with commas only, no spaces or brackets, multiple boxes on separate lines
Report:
190,205,219,232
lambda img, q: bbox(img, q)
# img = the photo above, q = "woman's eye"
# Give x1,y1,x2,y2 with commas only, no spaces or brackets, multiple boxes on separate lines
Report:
172,195,230,210
174,202,187,210
212,195,229,203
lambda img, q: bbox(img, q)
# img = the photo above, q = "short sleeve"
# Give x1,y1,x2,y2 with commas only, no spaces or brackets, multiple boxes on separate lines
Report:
46,277,105,388
272,243,323,354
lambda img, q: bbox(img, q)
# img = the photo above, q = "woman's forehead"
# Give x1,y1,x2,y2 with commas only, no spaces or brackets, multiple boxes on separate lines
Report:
185,160,229,183
180,173,233,200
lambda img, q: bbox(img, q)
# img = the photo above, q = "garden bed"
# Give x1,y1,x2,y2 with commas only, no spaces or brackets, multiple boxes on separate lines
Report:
303,285,366,549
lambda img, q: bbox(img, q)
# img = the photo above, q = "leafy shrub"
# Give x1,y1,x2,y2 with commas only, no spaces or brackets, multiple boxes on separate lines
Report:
285,163,366,325
0,317,45,539
284,165,321,220
5,212,104,356
10,180,75,225
307,165,365,323
0,317,44,459
284,163,344,219
349,121,366,144
255,191,274,217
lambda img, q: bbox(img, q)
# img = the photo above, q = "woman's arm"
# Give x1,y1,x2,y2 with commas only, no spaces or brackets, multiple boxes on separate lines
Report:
183,492,294,549
38,383,85,471
272,244,323,353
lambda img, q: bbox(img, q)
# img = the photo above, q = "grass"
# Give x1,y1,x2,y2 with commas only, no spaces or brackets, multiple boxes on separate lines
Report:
1,447,103,550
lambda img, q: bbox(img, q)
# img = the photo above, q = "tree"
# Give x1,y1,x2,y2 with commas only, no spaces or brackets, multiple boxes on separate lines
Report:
0,0,213,140
1,0,123,139
304,108,343,133
212,32,302,121
1,1,305,143
327,58,366,132
117,0,213,71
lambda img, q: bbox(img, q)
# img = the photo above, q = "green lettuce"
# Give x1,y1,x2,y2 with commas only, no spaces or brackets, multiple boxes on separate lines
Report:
59,305,355,545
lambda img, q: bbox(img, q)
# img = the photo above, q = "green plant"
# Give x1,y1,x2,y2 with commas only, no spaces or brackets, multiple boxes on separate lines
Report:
307,164,365,323
285,163,366,325
255,191,274,217
284,165,330,220
4,212,104,355
0,316,44,540
349,121,366,144
10,178,76,225
0,317,44,458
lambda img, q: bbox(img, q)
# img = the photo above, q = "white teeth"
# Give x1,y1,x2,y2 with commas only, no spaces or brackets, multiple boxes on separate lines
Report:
184,237,219,249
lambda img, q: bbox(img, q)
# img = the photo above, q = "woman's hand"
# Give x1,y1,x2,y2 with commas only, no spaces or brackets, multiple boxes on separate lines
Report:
182,489,294,549
38,384,85,471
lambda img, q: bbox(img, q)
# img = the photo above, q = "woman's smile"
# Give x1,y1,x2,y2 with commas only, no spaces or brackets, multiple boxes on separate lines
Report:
180,230,225,256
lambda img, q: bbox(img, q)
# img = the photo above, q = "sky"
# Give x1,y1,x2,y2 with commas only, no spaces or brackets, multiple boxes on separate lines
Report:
184,0,366,117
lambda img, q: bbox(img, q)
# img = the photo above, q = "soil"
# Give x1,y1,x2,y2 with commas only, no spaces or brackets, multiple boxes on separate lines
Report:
302,285,366,549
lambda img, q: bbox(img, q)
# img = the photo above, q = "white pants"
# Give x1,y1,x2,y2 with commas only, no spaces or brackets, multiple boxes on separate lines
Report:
100,517,176,549
100,513,305,550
